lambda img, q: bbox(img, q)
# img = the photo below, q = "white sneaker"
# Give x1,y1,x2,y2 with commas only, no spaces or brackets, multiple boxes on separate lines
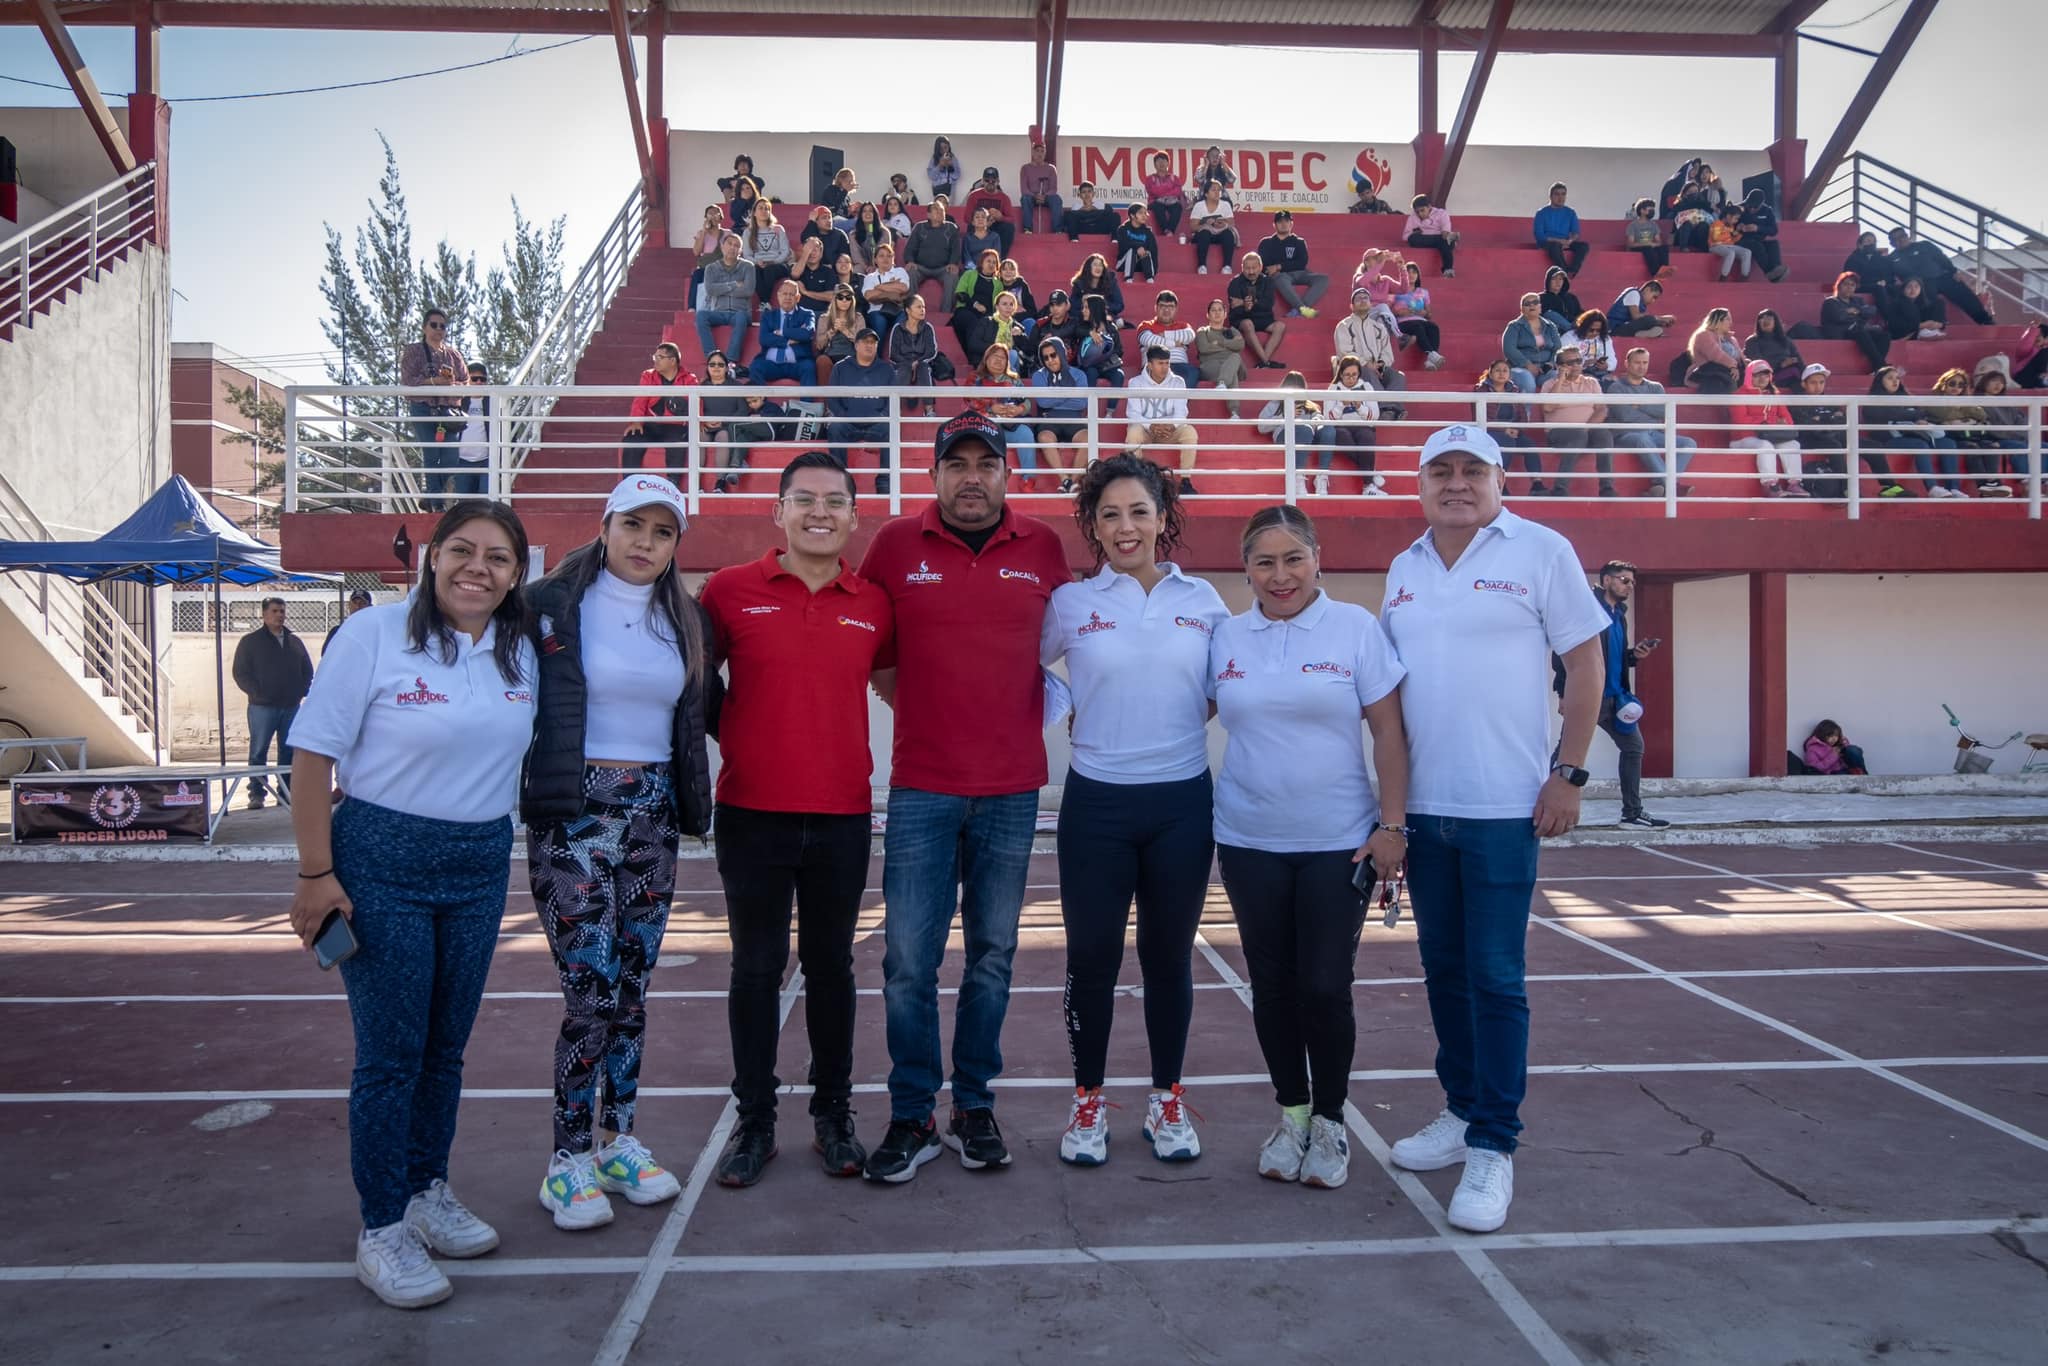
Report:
1363,475,1389,497
1257,1111,1309,1182
1389,1109,1468,1171
1197,265,1210,275
1447,1149,1514,1232
1059,1087,1111,1166
539,1148,615,1230
1222,265,1233,275
1313,473,1330,497
1143,1085,1201,1162
1299,1115,1350,1189
356,1221,451,1309
1425,351,1446,371
403,1179,499,1258
594,1133,682,1205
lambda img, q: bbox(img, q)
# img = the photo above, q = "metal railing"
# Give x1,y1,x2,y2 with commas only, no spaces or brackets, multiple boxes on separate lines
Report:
0,473,167,738
0,163,157,334
283,383,2045,521
1808,153,2047,321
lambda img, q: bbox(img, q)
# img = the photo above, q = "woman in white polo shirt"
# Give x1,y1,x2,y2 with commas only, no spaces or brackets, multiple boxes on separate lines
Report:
1209,505,1410,1191
1042,453,1228,1167
285,500,538,1311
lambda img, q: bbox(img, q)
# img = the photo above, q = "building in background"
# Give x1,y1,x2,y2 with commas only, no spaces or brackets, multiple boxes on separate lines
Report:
171,343,295,542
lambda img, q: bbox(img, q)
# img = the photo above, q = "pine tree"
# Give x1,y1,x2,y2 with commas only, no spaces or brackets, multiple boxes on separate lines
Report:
475,199,567,379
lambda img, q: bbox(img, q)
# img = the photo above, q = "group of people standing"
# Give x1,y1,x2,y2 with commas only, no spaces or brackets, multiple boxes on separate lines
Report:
288,416,1609,1311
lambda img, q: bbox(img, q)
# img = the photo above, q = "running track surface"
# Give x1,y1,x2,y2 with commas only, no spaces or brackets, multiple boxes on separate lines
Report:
2,839,2046,1365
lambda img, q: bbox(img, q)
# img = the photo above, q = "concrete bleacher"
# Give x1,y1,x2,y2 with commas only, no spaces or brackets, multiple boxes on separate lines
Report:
522,209,2021,512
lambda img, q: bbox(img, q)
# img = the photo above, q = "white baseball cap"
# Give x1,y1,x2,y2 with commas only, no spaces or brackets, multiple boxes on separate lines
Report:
1418,424,1505,469
1801,362,1831,381
604,473,688,530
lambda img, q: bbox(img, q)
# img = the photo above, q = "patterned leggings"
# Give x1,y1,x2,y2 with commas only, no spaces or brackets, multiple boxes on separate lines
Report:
527,763,681,1153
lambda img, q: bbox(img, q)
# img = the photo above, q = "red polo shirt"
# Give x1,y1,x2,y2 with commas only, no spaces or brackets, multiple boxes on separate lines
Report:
858,504,1072,796
701,549,895,815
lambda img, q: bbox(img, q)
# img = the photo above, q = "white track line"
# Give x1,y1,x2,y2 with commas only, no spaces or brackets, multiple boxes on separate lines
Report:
1194,933,1580,1366
1887,842,2048,879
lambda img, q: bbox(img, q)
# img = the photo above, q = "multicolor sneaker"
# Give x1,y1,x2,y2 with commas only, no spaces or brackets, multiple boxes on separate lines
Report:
539,1148,615,1230
595,1134,682,1205
1143,1085,1202,1162
403,1179,499,1258
356,1221,451,1310
1299,1115,1351,1189
1257,1111,1310,1182
1059,1087,1112,1166
944,1106,1013,1170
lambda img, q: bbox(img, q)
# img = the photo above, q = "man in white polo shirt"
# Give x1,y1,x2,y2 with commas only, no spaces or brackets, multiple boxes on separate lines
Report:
1378,424,1607,1235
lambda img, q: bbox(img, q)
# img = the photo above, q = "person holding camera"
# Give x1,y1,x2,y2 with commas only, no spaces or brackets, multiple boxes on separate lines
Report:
1552,560,1667,830
398,309,470,510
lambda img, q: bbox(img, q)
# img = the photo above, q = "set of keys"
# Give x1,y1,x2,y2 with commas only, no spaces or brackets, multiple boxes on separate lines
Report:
1375,861,1407,928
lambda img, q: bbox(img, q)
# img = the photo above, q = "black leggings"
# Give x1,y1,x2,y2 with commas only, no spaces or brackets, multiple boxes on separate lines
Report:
1398,317,1441,352
1151,200,1184,235
1192,228,1237,271
1058,770,1214,1090
1635,244,1670,275
1407,232,1455,272
1217,842,1368,1119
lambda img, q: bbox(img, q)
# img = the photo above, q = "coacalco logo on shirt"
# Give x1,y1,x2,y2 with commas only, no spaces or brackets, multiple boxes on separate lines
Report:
1173,615,1213,635
503,689,534,704
904,560,945,584
1077,611,1116,634
395,676,452,706
998,568,1042,585
1301,661,1353,678
1472,578,1530,597
837,616,878,633
1215,658,1247,682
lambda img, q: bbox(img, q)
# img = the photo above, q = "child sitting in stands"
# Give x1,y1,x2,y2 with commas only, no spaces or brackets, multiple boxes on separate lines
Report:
1803,720,1867,776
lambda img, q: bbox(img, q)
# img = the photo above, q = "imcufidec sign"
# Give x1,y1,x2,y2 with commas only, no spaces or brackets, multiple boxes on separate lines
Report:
1063,142,1399,212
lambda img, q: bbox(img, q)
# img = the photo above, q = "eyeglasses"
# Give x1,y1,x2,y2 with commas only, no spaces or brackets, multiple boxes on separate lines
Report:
425,321,445,331
1560,359,1583,366
468,374,486,382
780,493,854,512
706,359,728,367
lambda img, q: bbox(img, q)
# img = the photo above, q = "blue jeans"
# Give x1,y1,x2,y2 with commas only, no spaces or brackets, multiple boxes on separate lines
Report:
1508,367,1542,394
1021,194,1063,234
695,308,750,365
1003,424,1038,471
1616,429,1697,477
246,702,297,798
829,421,890,466
1406,814,1540,1154
750,355,818,388
880,787,1038,1120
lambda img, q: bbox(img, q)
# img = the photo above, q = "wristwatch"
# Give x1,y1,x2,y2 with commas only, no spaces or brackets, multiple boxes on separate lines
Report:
1550,763,1590,788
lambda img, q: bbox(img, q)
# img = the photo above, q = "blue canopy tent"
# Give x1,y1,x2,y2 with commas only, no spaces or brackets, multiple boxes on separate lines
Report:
0,475,336,765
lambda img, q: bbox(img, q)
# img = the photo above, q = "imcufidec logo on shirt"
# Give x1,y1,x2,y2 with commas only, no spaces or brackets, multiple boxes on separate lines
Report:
1077,611,1116,634
1385,584,1415,610
1472,578,1530,597
1173,615,1213,635
1215,657,1247,682
904,560,945,585
395,676,451,706
837,616,878,633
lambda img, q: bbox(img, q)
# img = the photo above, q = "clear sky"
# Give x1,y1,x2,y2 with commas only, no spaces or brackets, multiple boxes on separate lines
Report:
2,0,2038,376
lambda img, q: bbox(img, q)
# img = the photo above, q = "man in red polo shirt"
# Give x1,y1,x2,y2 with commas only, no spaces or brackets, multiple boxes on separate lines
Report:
700,452,894,1190
856,411,1072,1183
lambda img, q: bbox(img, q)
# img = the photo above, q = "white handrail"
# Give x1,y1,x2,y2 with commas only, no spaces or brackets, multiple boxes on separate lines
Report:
1,163,157,334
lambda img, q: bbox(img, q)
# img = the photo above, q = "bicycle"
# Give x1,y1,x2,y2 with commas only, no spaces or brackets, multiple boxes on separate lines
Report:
0,686,36,781
1942,703,2048,776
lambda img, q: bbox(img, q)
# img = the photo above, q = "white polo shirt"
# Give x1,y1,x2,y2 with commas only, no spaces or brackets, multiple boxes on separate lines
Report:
1381,508,1608,819
289,601,538,825
1208,591,1406,852
1041,563,1228,784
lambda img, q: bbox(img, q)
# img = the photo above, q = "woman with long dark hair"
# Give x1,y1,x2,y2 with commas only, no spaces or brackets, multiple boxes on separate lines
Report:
286,500,537,1310
1045,454,1227,1166
522,474,716,1230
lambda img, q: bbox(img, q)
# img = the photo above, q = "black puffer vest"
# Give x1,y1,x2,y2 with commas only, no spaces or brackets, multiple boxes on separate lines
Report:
518,570,716,836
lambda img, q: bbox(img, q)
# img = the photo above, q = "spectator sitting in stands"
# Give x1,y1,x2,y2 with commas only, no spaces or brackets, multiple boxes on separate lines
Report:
1842,232,1894,306
952,247,1005,360
1733,360,1808,497
822,168,861,231
1562,309,1618,381
800,205,853,269
695,233,757,365
1195,298,1247,418
1475,359,1543,493
727,175,762,231
831,253,867,313
1966,366,2026,495
1139,291,1202,389
967,344,1039,483
1143,153,1188,240
719,154,763,205
849,202,890,271
724,390,793,479
1625,198,1671,278
1794,363,1857,499
1685,308,1742,394
791,237,838,319
905,198,962,303
1190,182,1238,275
1076,294,1127,414
1194,146,1237,206
1071,254,1126,319
826,328,897,488
1607,279,1675,340
743,198,795,304
1334,289,1410,397
1030,336,1090,491
1739,189,1788,282
752,279,819,388
1228,253,1289,371
996,258,1037,320
928,136,961,202
1350,247,1406,339
1657,156,1698,230
1534,181,1590,277
1255,371,1334,498
1126,346,1200,492
1822,272,1892,371
862,242,912,343
1538,266,1584,334
991,291,1032,374
1391,262,1447,371
1604,347,1696,498
963,168,1019,255
1325,355,1383,495
1404,194,1458,276
621,342,694,479
888,173,920,208
1258,211,1329,320
1537,346,1614,497
814,286,866,384
1019,142,1063,236
1882,276,1947,342
1113,204,1162,284
1888,227,1994,325
2012,321,2048,388
1036,289,1086,363
1864,365,1960,498
1803,720,1867,776
1708,206,1753,280
1926,367,2010,497
882,194,915,242
696,350,749,493
1503,293,1563,393
1349,182,1397,214
887,294,942,412
690,205,725,307
961,206,1003,268
1063,182,1120,242
1744,309,1806,389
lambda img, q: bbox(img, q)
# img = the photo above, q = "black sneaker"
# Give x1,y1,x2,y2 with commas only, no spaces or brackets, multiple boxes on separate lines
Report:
944,1107,1013,1171
1179,477,1198,496
1618,814,1672,830
813,1109,867,1178
874,473,891,495
862,1116,941,1184
714,1122,777,1189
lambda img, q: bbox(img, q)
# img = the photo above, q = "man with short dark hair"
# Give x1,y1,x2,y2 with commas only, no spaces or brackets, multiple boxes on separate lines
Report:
1604,347,1695,497
323,589,374,653
963,168,1018,255
826,328,898,491
857,413,1071,1184
232,596,313,809
1554,560,1668,831
1886,227,1993,325
905,199,963,303
1062,181,1119,242
1125,346,1199,490
1256,211,1328,320
1018,143,1063,236
1138,291,1201,388
696,233,757,365
1533,182,1590,277
753,279,819,388
398,308,469,510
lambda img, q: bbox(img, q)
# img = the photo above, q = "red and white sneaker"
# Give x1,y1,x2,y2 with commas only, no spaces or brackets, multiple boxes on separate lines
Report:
1143,1085,1202,1162
1059,1087,1112,1166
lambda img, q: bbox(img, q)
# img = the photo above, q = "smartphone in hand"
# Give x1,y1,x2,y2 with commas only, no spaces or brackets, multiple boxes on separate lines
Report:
313,909,360,971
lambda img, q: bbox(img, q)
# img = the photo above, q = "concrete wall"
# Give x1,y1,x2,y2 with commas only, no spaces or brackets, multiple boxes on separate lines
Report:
1672,575,1753,779
0,107,127,210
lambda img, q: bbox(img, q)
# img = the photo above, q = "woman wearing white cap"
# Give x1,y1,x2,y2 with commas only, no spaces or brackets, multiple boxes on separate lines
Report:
521,474,716,1231
285,499,538,1309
